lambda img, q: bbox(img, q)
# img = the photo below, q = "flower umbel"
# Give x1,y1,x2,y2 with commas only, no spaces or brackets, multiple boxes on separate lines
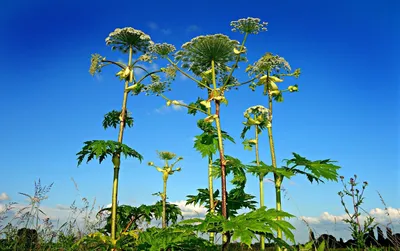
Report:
149,43,176,58
157,151,176,161
89,54,105,76
105,27,153,54
246,52,292,76
161,65,177,80
175,34,243,76
231,17,268,34
142,74,171,96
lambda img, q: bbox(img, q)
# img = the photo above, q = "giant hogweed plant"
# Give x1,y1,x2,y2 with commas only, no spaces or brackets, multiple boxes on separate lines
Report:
77,27,167,241
148,151,183,229
149,18,268,249
241,105,271,250
245,53,341,249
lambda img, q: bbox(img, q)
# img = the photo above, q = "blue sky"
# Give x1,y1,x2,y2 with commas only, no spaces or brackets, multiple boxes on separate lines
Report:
0,0,398,243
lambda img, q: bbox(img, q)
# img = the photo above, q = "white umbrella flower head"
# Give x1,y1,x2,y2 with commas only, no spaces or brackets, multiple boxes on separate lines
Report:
105,27,154,54
231,17,268,34
175,34,245,76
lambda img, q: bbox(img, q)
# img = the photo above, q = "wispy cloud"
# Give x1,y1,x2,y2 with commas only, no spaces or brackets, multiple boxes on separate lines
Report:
0,192,9,201
186,25,200,33
147,22,172,35
147,22,159,30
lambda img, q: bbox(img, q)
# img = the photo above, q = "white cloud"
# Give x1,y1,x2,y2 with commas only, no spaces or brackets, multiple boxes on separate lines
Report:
0,192,9,201
171,200,207,217
300,207,400,226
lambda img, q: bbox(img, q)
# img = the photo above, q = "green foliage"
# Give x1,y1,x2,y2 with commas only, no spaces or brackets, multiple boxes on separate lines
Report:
298,240,325,251
193,119,235,158
282,153,340,183
151,201,184,226
135,227,217,251
102,110,134,129
186,187,257,218
187,156,257,217
246,161,294,181
98,202,183,237
73,231,138,250
98,205,153,237
180,207,295,248
76,140,143,166
225,187,257,217
212,155,247,187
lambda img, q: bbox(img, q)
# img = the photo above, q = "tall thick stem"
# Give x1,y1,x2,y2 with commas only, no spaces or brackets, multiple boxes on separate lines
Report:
162,175,168,229
215,101,229,249
208,155,215,243
255,125,265,250
111,46,133,241
266,91,282,251
211,59,229,250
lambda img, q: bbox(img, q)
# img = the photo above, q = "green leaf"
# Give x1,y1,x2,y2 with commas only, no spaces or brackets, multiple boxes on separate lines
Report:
193,119,234,158
76,140,143,166
274,92,284,102
284,152,341,183
317,240,326,251
179,207,295,249
102,110,134,129
242,139,255,151
246,161,294,180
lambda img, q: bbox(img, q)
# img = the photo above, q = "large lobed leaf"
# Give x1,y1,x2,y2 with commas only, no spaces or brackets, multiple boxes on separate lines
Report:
283,152,340,183
180,207,296,248
76,140,143,166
